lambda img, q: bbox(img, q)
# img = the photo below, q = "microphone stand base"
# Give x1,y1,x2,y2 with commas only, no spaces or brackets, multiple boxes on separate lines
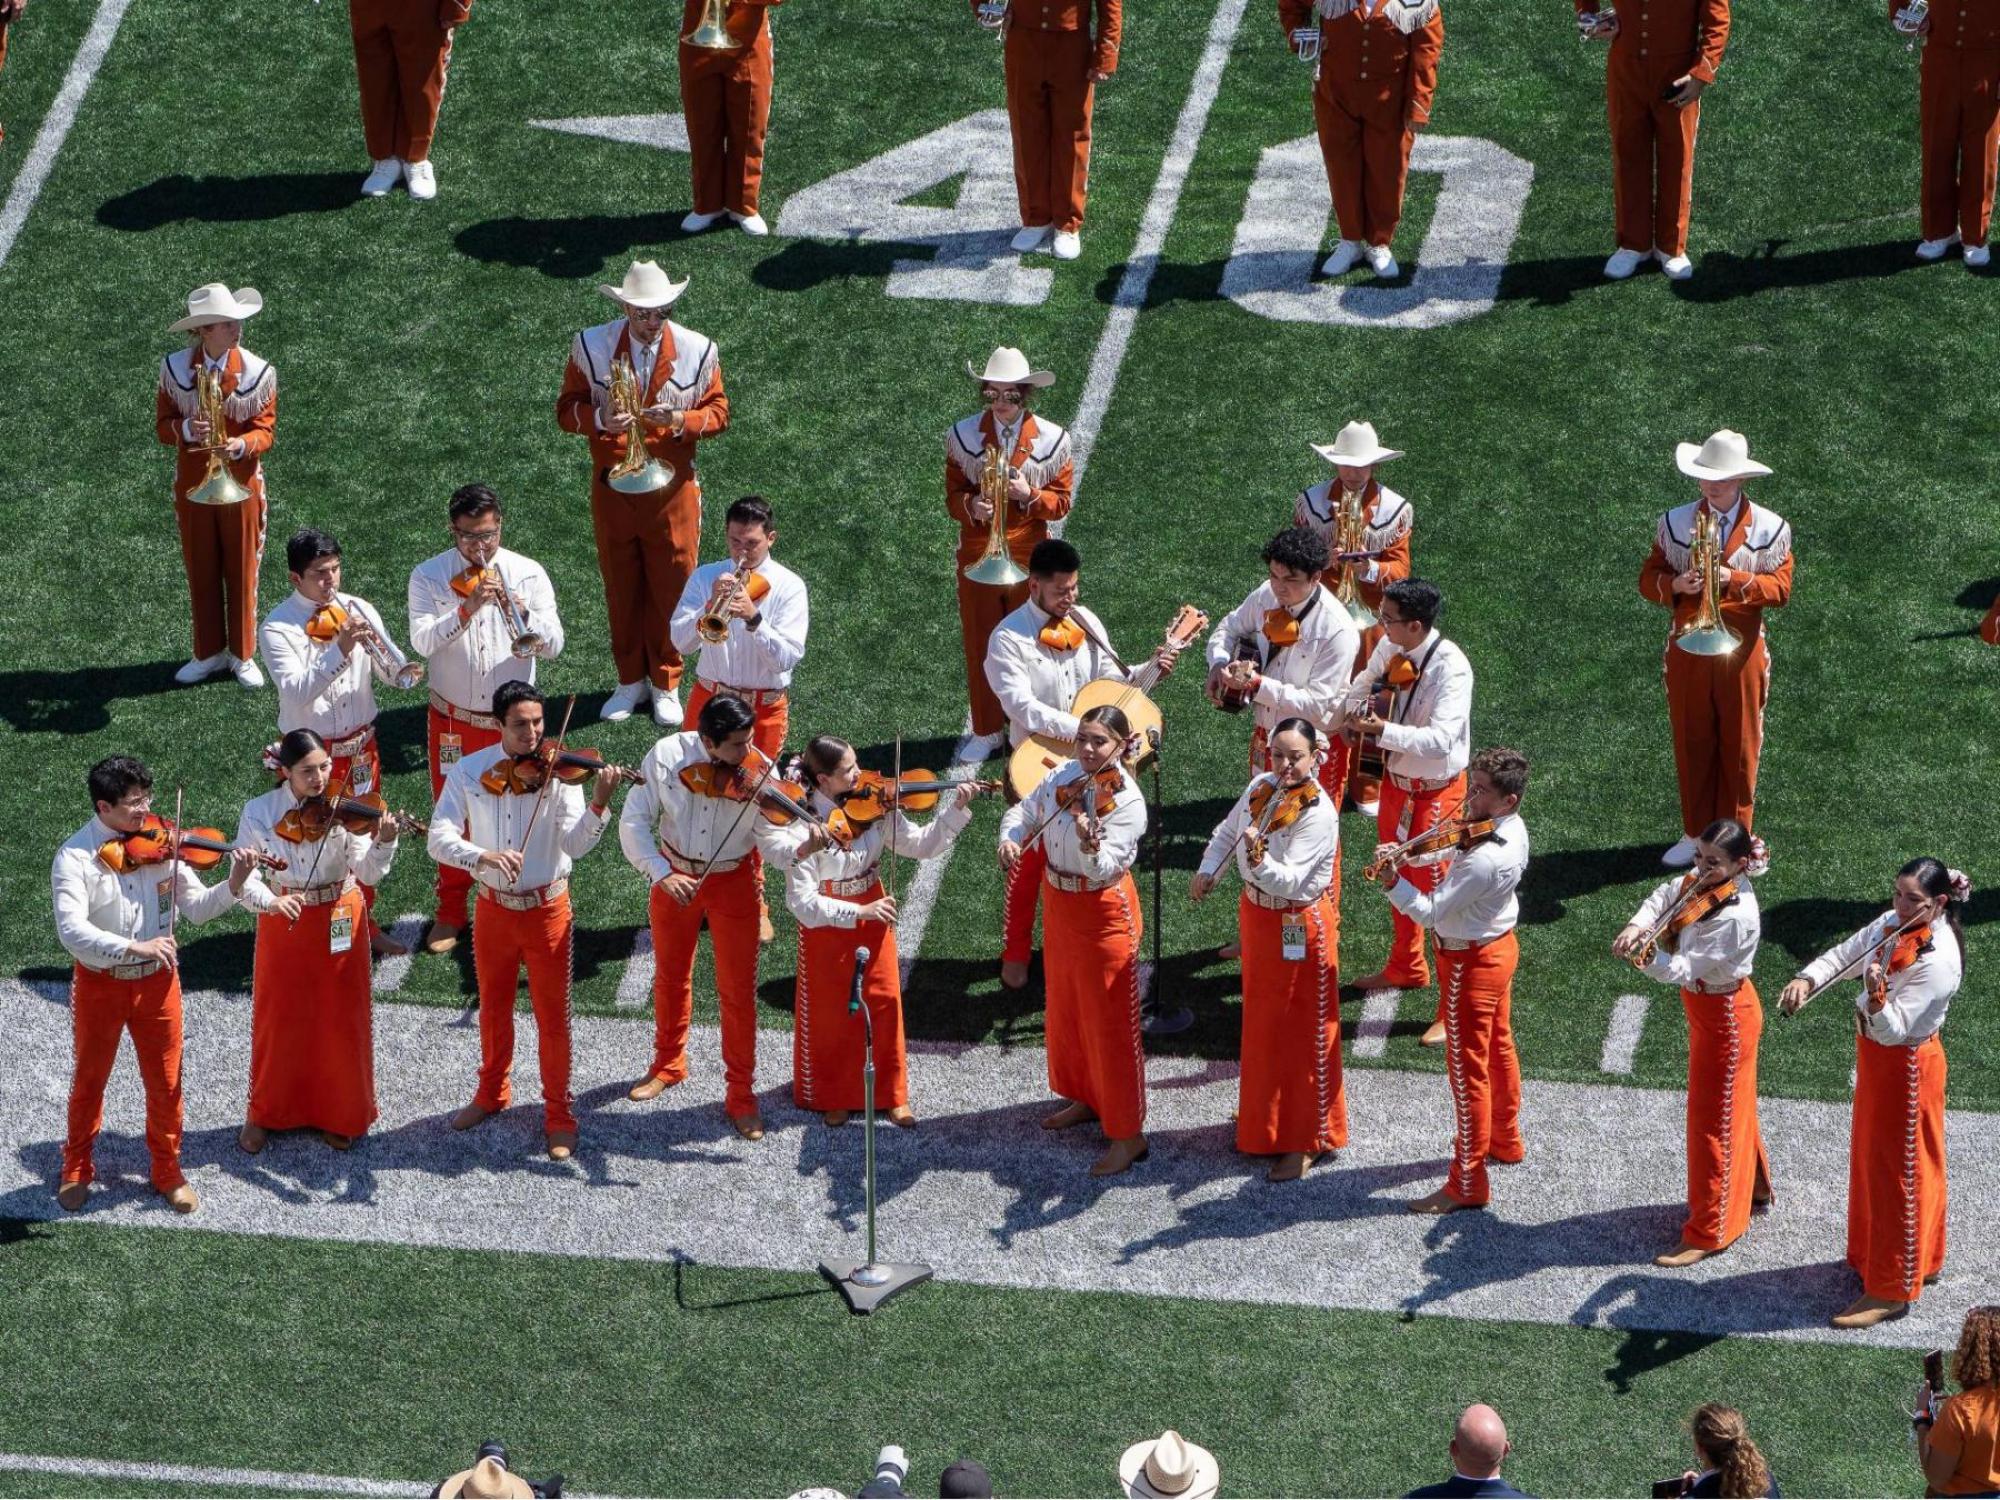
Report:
1141,1004,1195,1036
818,1257,934,1315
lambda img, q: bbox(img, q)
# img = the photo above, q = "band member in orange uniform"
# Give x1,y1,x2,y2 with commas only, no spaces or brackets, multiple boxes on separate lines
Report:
1638,430,1791,869
1294,420,1413,814
557,260,729,727
350,0,470,200
1614,818,1774,1267
1000,706,1150,1175
431,683,621,1161
0,0,25,146
678,0,784,236
620,692,770,1137
1193,719,1343,1182
1782,858,1967,1329
1372,746,1530,1213
761,736,979,1126
1281,0,1443,280
981,0,1120,260
1894,0,2000,265
1576,0,1730,281
157,283,275,690
234,729,402,1154
52,756,252,1215
950,347,1075,763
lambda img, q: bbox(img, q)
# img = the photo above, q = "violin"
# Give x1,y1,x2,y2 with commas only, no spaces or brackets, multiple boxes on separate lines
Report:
1242,776,1319,865
812,771,1002,847
1362,811,1498,883
1625,873,1739,968
1867,919,1932,1009
480,744,643,796
274,791,426,843
677,747,815,825
98,814,287,875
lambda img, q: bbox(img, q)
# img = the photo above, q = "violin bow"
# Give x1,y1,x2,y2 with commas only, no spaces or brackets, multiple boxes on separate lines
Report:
686,749,782,902
512,692,577,888
164,788,185,968
297,766,352,895
887,730,903,915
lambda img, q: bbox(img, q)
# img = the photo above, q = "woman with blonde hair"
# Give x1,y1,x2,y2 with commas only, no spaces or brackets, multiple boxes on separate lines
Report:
1917,1304,2000,1496
1679,1404,1777,1497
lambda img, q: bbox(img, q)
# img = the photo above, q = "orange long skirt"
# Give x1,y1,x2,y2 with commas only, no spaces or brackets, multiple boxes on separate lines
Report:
249,889,378,1138
1850,1032,1948,1304
794,883,906,1112
1679,982,1771,1252
1236,893,1345,1157
1042,874,1146,1139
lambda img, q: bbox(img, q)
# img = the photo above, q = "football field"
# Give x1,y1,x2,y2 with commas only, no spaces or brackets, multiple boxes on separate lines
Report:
1,0,1995,1493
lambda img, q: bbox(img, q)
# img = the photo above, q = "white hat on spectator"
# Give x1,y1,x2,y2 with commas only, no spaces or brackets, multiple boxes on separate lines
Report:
437,1457,533,1499
1119,1430,1220,1500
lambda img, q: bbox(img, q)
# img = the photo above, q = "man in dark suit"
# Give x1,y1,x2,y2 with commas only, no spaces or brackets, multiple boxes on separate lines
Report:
1404,1404,1531,1498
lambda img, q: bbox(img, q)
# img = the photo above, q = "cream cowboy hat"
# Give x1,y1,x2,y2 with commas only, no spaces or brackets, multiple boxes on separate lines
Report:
1310,419,1403,467
1675,428,1772,481
1119,1431,1220,1500
169,282,264,333
966,346,1056,388
597,259,689,309
437,1458,534,1499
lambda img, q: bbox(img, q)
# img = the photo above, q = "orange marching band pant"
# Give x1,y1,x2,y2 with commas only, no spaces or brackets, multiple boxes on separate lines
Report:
794,884,907,1112
64,964,186,1193
1920,44,2000,246
1235,892,1346,1157
175,493,266,664
1850,1031,1948,1304
1376,771,1465,1005
682,30,775,218
1663,632,1767,838
1041,872,1146,1138
1005,27,1098,232
471,890,577,1135
646,858,762,1117
1679,980,1771,1251
248,889,378,1139
349,0,457,164
1437,930,1524,1206
1606,52,1705,256
427,704,505,929
1313,80,1418,249
592,479,701,693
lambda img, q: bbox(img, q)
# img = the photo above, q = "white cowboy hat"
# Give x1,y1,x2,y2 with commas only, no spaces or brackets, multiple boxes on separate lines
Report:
1675,428,1772,481
169,282,263,333
1119,1431,1220,1500
436,1458,534,1499
597,259,689,309
966,346,1056,389
1310,419,1403,467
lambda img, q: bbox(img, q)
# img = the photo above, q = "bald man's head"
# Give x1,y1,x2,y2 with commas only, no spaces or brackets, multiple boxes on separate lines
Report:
1450,1404,1510,1479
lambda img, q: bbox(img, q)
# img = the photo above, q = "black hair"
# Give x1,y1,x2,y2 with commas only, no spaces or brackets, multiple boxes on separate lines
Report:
726,495,775,532
794,734,851,793
449,484,503,524
1263,526,1331,579
697,691,757,743
1271,716,1319,747
1383,577,1442,629
1901,856,1968,971
286,526,342,577
1028,538,1081,578
494,681,545,724
1698,818,1755,863
1471,746,1529,800
276,728,328,770
1078,704,1131,741
87,755,151,809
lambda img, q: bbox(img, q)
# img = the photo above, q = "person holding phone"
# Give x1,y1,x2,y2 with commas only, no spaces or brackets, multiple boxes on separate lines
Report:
1915,1305,2000,1497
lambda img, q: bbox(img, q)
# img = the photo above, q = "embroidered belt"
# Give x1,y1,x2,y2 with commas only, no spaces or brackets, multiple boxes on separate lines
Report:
327,724,376,759
1687,979,1743,996
821,872,880,898
99,959,165,980
271,881,349,908
481,877,570,912
698,679,788,709
1389,770,1457,793
1245,885,1316,913
662,841,742,876
1437,934,1496,952
1046,868,1118,894
429,690,501,731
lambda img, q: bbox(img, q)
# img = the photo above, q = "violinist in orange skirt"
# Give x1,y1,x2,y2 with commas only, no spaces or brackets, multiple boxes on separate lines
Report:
1782,858,1968,1329
1193,718,1343,1183
1372,746,1531,1214
759,736,980,1125
1614,818,1774,1266
233,730,403,1153
998,705,1150,1176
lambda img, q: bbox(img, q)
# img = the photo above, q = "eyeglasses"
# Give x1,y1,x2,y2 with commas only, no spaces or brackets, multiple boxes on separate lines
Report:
452,527,502,543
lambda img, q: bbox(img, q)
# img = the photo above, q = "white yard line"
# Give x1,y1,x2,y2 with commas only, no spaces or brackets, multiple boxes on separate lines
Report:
1350,987,1403,1058
0,0,134,273
1600,993,1651,1075
0,1450,427,1498
616,927,655,1009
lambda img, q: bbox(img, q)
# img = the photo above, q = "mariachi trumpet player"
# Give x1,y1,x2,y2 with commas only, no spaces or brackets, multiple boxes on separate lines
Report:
1638,429,1792,870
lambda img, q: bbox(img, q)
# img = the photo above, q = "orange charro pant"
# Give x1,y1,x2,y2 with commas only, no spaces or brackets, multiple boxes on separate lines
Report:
1376,771,1465,1000
1664,632,1767,837
1607,55,1704,255
249,890,378,1138
175,492,266,663
591,477,701,692
794,883,906,1112
1920,45,2000,245
471,891,577,1135
349,0,456,163
647,859,762,1117
1005,27,1097,232
1002,834,1047,967
427,704,504,929
960,574,1031,739
1313,78,1418,247
1437,930,1524,1206
1850,1032,1948,1304
1680,981,1772,1251
681,32,774,218
63,964,186,1193
1042,873,1146,1138
1235,893,1346,1156
0,20,11,144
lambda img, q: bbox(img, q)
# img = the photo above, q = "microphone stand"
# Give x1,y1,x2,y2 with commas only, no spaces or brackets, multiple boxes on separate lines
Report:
818,944,932,1314
1139,728,1192,1035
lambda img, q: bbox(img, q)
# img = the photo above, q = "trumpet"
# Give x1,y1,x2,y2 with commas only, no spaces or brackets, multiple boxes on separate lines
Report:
962,443,1029,586
698,557,749,644
1331,485,1376,627
1672,507,1742,658
683,0,740,49
1363,811,1473,883
188,365,250,506
341,594,424,689
975,0,1008,29
604,358,675,494
472,567,545,658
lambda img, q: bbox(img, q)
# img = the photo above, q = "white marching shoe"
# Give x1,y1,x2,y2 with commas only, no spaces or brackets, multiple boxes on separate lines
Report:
601,681,650,722
730,211,769,237
175,652,228,685
954,730,1003,764
1051,230,1081,260
651,684,684,728
1011,224,1051,252
360,157,403,197
1966,244,1992,267
1661,835,1698,868
1656,250,1693,280
404,160,437,201
229,655,265,689
1915,233,1960,261
682,210,724,233
1366,244,1399,279
1604,247,1647,279
1320,239,1363,276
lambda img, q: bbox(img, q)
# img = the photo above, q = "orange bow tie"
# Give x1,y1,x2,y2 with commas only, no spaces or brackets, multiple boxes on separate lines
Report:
1262,608,1301,648
1039,617,1085,652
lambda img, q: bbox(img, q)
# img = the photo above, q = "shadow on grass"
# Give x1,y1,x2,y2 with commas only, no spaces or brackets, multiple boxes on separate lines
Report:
1763,889,1999,967
1518,843,1662,925
672,1255,832,1311
0,660,202,735
455,212,697,279
1599,1326,1729,1394
97,173,360,230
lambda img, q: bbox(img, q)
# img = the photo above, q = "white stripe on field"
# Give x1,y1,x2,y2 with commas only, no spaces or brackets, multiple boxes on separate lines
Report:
0,1451,427,1498
368,914,430,996
1600,993,1650,1075
0,0,134,273
616,928,655,1009
1350,987,1402,1058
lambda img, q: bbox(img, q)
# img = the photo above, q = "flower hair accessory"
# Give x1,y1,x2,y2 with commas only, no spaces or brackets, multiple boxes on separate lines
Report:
1947,868,1972,903
260,741,283,775
1744,836,1771,878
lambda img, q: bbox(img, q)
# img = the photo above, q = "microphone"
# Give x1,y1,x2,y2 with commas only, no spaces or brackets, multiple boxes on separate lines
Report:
850,945,871,1014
